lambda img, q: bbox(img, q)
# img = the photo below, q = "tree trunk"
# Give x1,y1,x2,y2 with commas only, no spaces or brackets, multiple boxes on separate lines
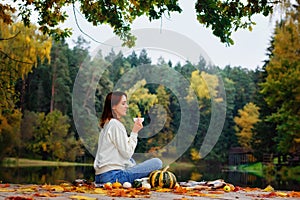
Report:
50,48,58,113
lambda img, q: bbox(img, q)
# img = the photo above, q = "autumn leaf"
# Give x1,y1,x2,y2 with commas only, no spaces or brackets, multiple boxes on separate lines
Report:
69,195,97,200
0,183,10,188
155,188,173,192
189,191,219,197
41,185,65,192
275,192,288,197
0,188,15,192
242,187,260,192
174,186,188,194
263,185,274,192
93,188,107,194
108,189,128,197
16,187,37,193
33,192,61,197
5,196,34,200
288,191,300,197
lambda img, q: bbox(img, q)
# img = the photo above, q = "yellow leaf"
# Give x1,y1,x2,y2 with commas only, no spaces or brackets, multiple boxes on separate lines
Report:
42,185,65,192
275,192,288,197
263,185,274,192
155,188,172,192
69,195,97,200
17,188,36,192
0,188,15,192
94,188,106,194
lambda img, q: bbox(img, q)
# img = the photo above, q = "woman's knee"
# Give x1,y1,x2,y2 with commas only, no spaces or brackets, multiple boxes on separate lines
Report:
151,158,163,169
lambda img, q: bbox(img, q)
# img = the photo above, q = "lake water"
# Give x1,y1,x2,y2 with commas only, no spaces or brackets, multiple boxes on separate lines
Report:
0,165,299,191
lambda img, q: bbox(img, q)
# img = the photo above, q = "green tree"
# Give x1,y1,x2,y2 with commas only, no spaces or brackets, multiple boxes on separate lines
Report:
1,0,279,46
26,110,82,161
68,36,90,90
49,40,72,113
137,49,152,65
251,65,277,160
222,66,257,116
234,102,260,150
105,50,131,84
127,51,139,67
260,5,300,154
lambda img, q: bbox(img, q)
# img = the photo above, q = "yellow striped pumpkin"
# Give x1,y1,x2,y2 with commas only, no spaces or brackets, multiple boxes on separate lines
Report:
149,166,177,188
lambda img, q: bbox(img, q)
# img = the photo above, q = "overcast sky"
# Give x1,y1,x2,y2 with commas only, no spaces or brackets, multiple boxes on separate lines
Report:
63,0,277,70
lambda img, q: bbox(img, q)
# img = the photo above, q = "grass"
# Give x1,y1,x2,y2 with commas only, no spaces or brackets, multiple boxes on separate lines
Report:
237,162,264,177
1,157,93,167
238,162,300,181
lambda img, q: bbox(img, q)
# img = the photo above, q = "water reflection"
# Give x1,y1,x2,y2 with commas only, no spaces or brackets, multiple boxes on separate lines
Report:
0,166,94,185
0,165,299,191
170,165,300,191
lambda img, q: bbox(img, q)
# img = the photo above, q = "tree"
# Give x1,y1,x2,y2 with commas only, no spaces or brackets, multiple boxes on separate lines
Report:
0,20,51,161
1,0,280,46
127,51,139,67
260,3,300,154
251,65,277,160
0,20,52,112
234,102,260,150
209,76,238,162
49,40,72,113
25,110,83,161
138,49,152,65
222,66,257,116
186,70,225,161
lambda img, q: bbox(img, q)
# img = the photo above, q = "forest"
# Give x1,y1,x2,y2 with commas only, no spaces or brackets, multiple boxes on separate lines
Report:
0,2,299,167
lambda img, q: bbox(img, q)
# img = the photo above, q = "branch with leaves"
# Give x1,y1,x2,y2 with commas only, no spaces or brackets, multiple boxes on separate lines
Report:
0,0,281,47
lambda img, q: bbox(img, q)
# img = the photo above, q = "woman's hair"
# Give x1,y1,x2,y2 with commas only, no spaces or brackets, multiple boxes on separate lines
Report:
100,91,127,128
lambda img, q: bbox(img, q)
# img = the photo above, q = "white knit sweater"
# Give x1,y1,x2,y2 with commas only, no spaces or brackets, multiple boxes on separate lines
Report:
94,119,138,175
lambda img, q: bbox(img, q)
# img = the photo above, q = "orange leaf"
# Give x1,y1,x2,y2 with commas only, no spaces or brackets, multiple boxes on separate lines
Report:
243,187,260,192
288,191,300,197
174,186,188,194
33,192,60,197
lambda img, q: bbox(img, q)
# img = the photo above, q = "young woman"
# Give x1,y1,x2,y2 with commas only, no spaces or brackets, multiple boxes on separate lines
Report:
94,91,162,184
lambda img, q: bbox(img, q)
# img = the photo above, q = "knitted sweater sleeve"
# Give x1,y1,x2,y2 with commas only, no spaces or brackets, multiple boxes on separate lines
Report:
108,119,138,159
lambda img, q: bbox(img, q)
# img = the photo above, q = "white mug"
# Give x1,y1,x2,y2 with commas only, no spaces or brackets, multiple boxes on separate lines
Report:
133,117,144,123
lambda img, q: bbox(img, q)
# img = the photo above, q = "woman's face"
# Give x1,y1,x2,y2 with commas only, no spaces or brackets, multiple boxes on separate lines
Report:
112,95,128,119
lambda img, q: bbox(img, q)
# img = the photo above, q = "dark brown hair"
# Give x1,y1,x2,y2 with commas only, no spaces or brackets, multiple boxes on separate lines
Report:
100,91,127,128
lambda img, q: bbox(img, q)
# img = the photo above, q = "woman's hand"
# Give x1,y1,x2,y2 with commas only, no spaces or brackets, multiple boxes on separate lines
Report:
132,118,143,133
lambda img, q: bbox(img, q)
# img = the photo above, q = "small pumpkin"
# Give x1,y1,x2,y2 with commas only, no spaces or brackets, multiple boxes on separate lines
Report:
149,165,177,188
112,181,122,188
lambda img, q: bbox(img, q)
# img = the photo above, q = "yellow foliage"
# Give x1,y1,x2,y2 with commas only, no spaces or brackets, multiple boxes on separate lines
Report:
190,148,201,161
234,102,260,149
187,70,223,108
125,79,158,117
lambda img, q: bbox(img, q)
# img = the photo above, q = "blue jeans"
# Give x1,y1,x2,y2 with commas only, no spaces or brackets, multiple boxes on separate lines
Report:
95,158,162,184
